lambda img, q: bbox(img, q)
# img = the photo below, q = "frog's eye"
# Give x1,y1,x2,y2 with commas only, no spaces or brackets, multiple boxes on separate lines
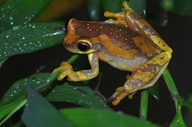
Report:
77,41,91,51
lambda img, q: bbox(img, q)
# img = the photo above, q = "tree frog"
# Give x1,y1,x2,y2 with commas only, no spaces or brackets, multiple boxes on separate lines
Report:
53,1,172,105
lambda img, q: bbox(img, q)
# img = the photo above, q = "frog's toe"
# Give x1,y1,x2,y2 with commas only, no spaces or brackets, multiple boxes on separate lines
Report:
52,62,73,81
112,90,128,105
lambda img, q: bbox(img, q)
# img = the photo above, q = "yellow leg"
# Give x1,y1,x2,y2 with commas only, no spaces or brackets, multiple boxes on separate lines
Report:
52,53,100,81
112,51,171,105
112,87,128,105
52,62,73,81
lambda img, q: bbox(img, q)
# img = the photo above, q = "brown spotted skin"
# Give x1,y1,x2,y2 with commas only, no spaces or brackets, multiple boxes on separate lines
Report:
53,1,172,105
68,19,161,58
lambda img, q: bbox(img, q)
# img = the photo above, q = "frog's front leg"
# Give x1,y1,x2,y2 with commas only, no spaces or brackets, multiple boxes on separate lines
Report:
104,1,134,27
112,51,171,105
53,53,99,81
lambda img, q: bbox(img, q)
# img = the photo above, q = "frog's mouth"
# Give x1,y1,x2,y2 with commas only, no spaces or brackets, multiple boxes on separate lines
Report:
64,42,79,53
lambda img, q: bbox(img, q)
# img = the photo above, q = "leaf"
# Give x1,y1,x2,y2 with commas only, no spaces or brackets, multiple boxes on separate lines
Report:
2,70,110,110
0,0,53,32
87,0,105,21
0,98,25,120
0,58,7,68
128,0,146,16
169,114,186,127
184,94,192,116
21,85,74,127
46,82,111,110
0,21,65,61
11,120,25,127
1,73,52,104
172,0,192,16
169,106,186,127
102,0,126,13
0,72,61,125
155,0,192,16
147,82,159,100
102,0,146,16
61,108,161,127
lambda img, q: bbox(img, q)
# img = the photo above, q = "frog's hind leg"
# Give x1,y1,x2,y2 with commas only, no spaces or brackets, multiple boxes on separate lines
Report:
112,51,171,105
93,73,117,103
104,1,172,53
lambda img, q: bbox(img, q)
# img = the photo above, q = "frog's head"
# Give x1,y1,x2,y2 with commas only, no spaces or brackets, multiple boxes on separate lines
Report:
63,18,103,54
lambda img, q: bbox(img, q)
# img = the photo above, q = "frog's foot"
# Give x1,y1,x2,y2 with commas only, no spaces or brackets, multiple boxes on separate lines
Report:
94,85,134,105
111,87,135,105
52,62,73,81
104,11,126,26
104,1,132,26
94,87,117,103
93,73,117,103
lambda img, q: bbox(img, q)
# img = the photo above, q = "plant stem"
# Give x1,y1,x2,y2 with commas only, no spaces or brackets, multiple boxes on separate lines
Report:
163,68,179,107
67,54,79,64
163,68,187,126
176,106,186,127
140,90,148,120
163,68,179,96
0,99,27,126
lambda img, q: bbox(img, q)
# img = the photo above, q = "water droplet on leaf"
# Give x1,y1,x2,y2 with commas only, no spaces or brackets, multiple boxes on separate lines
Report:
12,26,21,31
6,35,10,38
36,80,41,85
32,25,36,29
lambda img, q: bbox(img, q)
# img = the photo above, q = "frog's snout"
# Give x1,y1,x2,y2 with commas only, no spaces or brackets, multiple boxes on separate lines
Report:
64,42,70,47
64,42,79,53
64,42,76,48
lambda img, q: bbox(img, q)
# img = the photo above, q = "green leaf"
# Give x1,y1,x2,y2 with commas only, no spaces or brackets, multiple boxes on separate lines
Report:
88,0,146,21
0,98,25,121
102,0,146,16
21,85,74,127
0,0,53,32
169,114,186,127
61,108,161,127
0,72,60,125
11,120,25,127
159,0,174,11
147,82,159,100
2,70,110,110
154,0,192,16
184,94,192,116
1,73,52,104
87,0,105,21
102,0,125,13
46,82,111,110
169,106,186,127
128,0,146,17
0,96,27,126
172,0,192,16
0,58,7,68
0,21,65,61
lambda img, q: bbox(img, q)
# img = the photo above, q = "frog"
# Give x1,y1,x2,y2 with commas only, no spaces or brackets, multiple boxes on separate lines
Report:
53,1,172,105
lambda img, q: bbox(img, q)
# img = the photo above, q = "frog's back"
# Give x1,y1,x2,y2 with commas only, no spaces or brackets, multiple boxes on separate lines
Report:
73,19,161,60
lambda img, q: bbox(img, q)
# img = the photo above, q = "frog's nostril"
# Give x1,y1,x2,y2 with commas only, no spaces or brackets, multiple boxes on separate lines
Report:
64,43,70,47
